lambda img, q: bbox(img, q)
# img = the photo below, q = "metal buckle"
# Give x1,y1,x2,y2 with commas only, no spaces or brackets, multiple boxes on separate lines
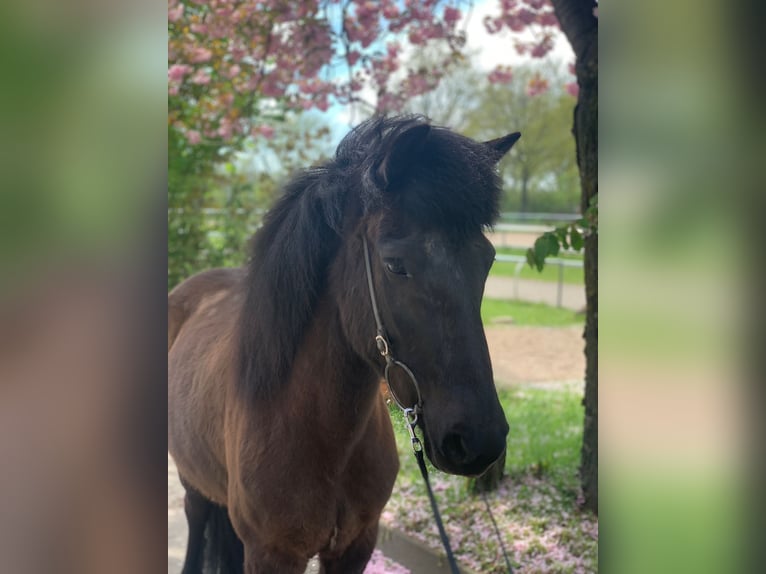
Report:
403,407,418,426
375,334,390,357
403,408,423,452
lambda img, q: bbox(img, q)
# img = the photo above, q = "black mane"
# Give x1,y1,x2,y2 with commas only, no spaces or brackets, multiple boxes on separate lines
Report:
237,115,503,398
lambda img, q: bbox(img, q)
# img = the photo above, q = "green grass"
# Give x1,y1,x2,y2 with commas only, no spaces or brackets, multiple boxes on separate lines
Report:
490,246,584,285
496,246,584,261
390,386,584,491
498,386,584,489
481,298,584,327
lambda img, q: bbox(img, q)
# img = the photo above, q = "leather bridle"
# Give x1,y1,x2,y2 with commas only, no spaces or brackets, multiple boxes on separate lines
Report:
362,235,424,450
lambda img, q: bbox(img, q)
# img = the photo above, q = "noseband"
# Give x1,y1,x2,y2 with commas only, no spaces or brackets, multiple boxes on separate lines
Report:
362,236,424,452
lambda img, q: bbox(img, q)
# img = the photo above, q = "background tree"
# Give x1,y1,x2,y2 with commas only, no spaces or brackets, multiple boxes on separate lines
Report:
487,0,598,513
553,0,598,515
463,65,579,213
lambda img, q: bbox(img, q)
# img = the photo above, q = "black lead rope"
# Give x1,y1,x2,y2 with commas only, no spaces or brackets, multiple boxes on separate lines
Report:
362,236,512,574
413,438,462,574
481,491,515,573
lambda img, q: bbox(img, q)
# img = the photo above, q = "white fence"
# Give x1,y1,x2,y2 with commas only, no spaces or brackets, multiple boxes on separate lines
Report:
494,254,583,308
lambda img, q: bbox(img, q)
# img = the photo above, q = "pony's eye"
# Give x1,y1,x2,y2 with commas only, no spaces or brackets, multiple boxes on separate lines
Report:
384,258,408,276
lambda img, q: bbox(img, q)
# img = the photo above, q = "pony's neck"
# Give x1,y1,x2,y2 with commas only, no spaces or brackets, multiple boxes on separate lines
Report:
286,292,381,439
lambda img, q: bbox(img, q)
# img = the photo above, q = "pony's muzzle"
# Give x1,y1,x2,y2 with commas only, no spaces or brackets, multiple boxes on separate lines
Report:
437,422,508,477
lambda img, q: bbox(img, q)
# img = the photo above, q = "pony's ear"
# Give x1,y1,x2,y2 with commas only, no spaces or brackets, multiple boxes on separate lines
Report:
376,124,431,189
483,132,521,163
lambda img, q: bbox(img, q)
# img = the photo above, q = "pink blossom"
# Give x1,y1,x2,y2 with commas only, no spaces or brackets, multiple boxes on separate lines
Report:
518,8,536,25
168,64,192,83
363,549,410,574
190,23,208,34
347,50,361,66
444,6,461,24
226,65,241,79
405,74,429,96
565,82,579,97
527,75,549,96
408,28,425,45
488,65,513,84
381,510,395,523
168,3,184,23
253,124,275,139
186,130,201,145
190,69,211,85
218,120,233,140
530,40,552,58
483,15,500,34
345,23,363,44
229,40,247,62
382,4,399,19
527,0,548,10
539,11,559,26
356,0,379,20
188,47,213,64
260,78,283,97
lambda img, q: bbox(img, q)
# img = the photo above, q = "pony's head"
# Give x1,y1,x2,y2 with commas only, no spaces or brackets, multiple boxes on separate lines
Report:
334,116,520,476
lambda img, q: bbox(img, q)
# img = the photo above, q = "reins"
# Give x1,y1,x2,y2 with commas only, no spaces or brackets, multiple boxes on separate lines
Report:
362,236,513,574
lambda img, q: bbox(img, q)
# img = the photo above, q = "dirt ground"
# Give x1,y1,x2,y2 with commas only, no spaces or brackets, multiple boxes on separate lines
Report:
485,325,585,387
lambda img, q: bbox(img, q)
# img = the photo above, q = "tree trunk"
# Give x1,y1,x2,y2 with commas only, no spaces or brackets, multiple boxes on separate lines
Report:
551,0,598,515
520,167,530,213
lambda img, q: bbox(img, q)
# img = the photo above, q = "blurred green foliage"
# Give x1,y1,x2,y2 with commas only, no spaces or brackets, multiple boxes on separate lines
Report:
168,125,271,291
526,194,597,271
168,116,333,290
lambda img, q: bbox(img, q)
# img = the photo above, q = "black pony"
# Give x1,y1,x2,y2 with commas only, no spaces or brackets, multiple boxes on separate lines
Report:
168,115,520,573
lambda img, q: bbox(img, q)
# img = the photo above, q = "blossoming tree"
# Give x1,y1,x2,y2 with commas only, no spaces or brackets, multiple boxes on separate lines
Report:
169,0,468,145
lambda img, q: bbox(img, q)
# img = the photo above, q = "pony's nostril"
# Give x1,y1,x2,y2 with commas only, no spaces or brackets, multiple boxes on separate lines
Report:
441,432,469,463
